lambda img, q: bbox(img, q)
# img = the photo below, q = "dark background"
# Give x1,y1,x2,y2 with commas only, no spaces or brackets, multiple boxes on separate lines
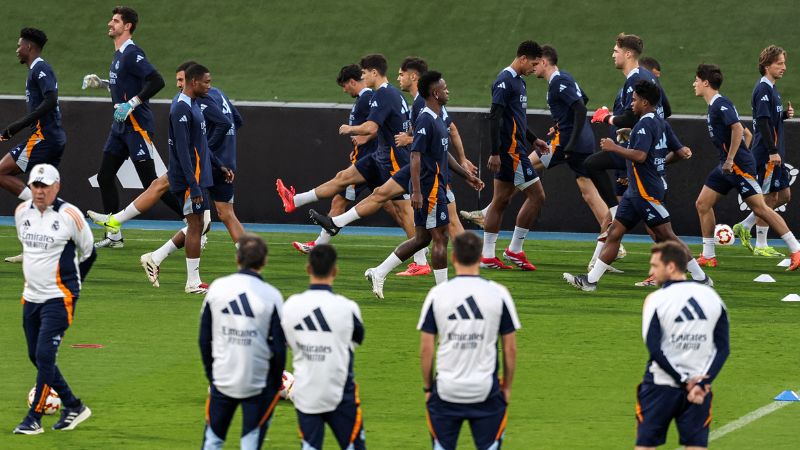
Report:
1,98,797,235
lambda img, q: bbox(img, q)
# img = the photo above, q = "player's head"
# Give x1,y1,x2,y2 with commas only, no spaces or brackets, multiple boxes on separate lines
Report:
533,44,557,78
759,45,786,79
515,40,543,76
185,63,211,97
631,79,660,116
694,64,723,97
451,232,482,270
418,70,448,105
175,60,198,91
649,241,689,285
27,164,60,212
336,64,364,97
108,6,138,39
613,33,643,69
308,244,337,281
237,234,268,272
640,57,661,77
397,57,428,92
17,28,47,64
360,54,388,88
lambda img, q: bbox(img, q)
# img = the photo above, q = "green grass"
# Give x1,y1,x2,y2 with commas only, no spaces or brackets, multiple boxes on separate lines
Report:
1,1,799,113
0,226,798,448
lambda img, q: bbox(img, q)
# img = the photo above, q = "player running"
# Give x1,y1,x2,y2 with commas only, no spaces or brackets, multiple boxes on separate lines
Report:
635,242,729,450
732,45,795,257
693,64,800,270
563,80,712,291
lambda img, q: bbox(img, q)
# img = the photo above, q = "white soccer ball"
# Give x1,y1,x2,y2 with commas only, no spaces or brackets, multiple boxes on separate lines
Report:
279,371,295,400
27,386,61,415
714,224,735,246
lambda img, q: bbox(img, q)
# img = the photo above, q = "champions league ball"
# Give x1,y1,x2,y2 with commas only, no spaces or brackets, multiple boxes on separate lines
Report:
27,386,61,415
714,224,735,246
279,371,295,400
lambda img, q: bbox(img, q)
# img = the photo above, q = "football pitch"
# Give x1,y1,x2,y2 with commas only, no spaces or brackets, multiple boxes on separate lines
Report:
0,226,798,449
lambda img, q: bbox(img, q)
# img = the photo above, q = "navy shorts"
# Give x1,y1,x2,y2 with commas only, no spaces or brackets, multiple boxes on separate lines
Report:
172,188,210,216
207,168,235,203
103,129,155,162
10,135,65,172
340,183,369,202
495,150,539,189
415,188,449,230
426,384,508,450
202,384,280,450
540,148,591,178
757,161,791,194
354,153,393,191
636,382,712,448
296,383,365,450
616,194,670,229
704,165,762,199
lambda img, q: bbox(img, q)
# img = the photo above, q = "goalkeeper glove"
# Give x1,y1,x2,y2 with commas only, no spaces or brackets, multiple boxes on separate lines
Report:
114,97,142,122
591,106,611,124
82,74,110,90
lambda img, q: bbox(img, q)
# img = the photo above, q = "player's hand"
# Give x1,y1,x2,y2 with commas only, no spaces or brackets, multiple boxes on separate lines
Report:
467,175,484,191
687,385,706,405
113,102,134,122
424,391,431,403
616,177,629,186
787,101,794,119
616,128,632,144
82,73,109,90
191,195,203,204
352,134,370,146
0,129,9,141
547,126,556,137
722,159,734,174
221,166,235,183
460,158,478,176
502,386,511,403
599,137,616,152
769,153,782,165
338,124,351,135
411,190,423,210
394,132,413,147
534,138,550,155
677,147,692,160
487,154,501,174
591,106,611,124
349,149,356,161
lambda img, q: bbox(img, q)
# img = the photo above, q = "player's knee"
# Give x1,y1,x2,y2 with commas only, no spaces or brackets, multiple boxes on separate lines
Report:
97,168,116,187
695,198,710,213
35,349,56,368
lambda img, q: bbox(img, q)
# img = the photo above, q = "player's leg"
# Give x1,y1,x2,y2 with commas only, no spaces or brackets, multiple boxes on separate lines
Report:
753,184,792,256
527,150,546,172
95,151,128,247
393,197,431,275
425,388,465,450
296,411,327,450
325,385,366,450
366,226,434,298
202,386,239,450
214,201,245,244
634,383,677,450
277,164,367,213
0,152,28,198
466,389,508,450
746,193,800,269
575,176,609,228
240,387,281,450
503,177,545,271
310,178,405,236
294,193,352,254
481,179,516,269
648,222,710,284
446,190,465,237
15,301,45,433
88,175,171,233
132,158,183,218
695,186,722,267
675,390,713,450
583,151,621,210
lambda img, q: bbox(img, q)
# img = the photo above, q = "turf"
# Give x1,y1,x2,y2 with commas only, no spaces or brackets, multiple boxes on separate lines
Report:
1,1,798,113
0,226,798,449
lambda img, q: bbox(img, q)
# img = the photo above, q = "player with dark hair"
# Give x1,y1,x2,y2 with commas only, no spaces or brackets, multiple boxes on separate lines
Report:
479,40,548,271
639,57,661,77
564,80,711,291
1,28,68,263
635,241,729,450
281,244,367,450
309,71,483,297
82,6,181,249
732,45,795,257
693,64,800,270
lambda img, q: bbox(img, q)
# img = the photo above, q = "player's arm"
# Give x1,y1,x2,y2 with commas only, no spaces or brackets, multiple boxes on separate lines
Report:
420,332,436,394
664,124,691,164
448,122,477,175
721,122,746,173
1,70,59,140
660,89,672,118
562,99,588,155
755,117,778,157
340,120,378,136
352,303,365,346
81,74,110,90
198,300,214,382
501,332,517,402
488,103,505,156
698,306,730,388
172,109,202,199
266,306,287,391
644,310,686,386
230,102,244,130
410,152,423,210
447,153,483,191
114,52,165,122
599,138,648,163
67,207,97,281
743,126,753,148
201,98,233,156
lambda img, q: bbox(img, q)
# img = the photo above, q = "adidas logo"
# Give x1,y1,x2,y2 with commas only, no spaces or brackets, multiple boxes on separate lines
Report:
720,106,728,111
370,101,378,108
447,296,484,320
221,293,255,317
647,213,656,220
293,307,331,332
22,220,31,227
637,128,647,135
200,104,207,111
497,82,506,89
627,86,633,93
179,115,188,122
417,128,426,135
761,95,769,102
675,297,707,322
136,149,145,157
741,186,749,193
136,55,144,63
559,84,567,92
38,71,46,79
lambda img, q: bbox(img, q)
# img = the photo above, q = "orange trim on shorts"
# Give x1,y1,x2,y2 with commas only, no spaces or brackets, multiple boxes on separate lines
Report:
635,383,644,423
258,392,282,427
205,392,211,423
494,409,509,441
763,162,775,181
550,130,561,156
508,121,520,171
427,163,441,214
194,147,201,183
389,147,401,175
128,114,154,145
351,145,360,164
349,383,363,443
632,165,660,204
704,400,713,428
425,409,438,441
25,122,45,158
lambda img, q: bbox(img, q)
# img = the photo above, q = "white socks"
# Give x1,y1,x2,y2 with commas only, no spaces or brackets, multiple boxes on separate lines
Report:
107,231,123,240
332,208,361,227
702,238,716,258
186,257,201,285
376,252,403,278
740,212,757,230
413,249,428,266
508,227,528,253
115,204,141,224
755,226,769,248
434,268,448,284
18,187,32,201
482,232,498,258
686,258,707,281
609,205,618,219
315,230,332,245
153,239,179,265
589,241,605,266
294,190,318,208
781,232,800,253
587,259,610,283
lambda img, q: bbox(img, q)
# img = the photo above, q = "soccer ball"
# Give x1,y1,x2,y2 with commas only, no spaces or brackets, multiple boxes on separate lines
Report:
27,386,61,415
714,224,735,246
279,371,295,400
